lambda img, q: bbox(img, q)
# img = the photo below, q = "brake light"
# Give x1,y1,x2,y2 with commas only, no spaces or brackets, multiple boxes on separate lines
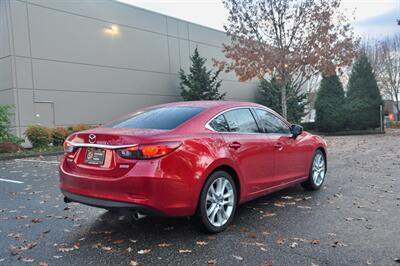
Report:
63,141,75,153
117,142,182,159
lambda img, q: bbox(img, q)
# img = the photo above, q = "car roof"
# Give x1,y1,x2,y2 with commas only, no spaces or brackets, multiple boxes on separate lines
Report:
154,100,265,110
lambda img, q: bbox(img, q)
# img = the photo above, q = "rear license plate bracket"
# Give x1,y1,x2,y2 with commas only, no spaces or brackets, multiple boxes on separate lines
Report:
85,148,105,165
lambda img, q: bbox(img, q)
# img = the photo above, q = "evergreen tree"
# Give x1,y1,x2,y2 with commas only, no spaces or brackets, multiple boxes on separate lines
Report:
257,77,306,124
179,48,225,101
346,54,383,130
315,74,346,132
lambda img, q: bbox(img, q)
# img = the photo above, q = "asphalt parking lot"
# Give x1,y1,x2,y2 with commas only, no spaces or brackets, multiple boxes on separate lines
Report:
1,130,399,266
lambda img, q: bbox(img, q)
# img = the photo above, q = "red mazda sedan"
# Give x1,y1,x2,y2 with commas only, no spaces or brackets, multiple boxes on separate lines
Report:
60,101,327,232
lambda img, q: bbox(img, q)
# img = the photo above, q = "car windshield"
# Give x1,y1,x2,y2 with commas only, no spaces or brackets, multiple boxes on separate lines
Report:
105,106,204,130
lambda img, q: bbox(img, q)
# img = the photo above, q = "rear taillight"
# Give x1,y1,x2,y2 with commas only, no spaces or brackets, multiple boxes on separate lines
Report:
63,141,76,153
117,141,182,159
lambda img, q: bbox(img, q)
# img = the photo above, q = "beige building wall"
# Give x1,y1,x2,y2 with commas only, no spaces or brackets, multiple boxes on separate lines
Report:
0,0,258,138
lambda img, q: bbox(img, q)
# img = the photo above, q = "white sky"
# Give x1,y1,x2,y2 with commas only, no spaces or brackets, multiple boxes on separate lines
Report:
118,0,400,38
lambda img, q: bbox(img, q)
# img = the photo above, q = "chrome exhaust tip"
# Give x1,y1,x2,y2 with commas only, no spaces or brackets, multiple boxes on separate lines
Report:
133,211,147,221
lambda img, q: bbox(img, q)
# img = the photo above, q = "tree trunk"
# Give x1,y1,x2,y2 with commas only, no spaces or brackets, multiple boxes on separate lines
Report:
396,94,400,121
281,84,288,119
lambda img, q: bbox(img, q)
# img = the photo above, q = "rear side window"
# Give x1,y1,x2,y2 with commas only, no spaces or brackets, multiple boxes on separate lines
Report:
209,115,229,132
254,109,290,134
107,107,204,130
223,108,259,133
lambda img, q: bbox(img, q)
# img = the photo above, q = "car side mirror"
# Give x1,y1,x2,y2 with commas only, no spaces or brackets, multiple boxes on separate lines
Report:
290,124,303,139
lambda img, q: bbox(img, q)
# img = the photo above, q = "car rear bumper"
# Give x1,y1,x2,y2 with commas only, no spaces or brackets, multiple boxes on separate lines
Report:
59,158,200,216
62,190,163,215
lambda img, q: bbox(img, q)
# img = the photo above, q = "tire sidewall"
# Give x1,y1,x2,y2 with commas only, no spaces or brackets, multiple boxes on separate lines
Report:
198,171,237,233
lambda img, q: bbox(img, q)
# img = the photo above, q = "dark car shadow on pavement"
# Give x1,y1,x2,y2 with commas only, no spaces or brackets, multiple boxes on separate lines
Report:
65,184,315,251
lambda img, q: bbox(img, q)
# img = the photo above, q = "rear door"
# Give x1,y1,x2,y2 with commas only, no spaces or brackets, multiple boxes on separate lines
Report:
209,108,275,194
253,108,306,184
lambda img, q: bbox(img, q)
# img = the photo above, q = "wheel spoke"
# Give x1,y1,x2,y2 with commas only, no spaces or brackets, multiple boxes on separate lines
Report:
223,191,232,199
207,203,217,216
209,204,218,222
206,193,215,204
222,200,233,206
216,178,223,195
220,208,227,219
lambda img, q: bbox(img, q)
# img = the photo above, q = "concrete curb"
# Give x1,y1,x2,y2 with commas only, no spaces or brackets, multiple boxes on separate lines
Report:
0,151,64,161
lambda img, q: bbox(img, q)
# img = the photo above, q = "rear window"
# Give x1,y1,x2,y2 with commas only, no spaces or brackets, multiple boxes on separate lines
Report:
106,107,204,130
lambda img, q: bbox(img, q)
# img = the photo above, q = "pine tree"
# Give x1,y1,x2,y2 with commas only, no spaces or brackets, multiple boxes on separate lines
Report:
346,54,383,130
257,77,307,124
179,48,225,101
315,74,346,132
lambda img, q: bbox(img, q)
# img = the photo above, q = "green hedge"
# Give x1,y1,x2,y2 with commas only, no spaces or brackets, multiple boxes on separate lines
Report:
24,123,93,148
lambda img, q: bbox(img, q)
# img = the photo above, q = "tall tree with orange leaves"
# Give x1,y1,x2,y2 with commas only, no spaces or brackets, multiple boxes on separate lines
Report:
215,0,359,118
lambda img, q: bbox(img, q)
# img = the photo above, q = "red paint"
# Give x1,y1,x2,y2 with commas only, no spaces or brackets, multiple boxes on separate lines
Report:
59,101,327,216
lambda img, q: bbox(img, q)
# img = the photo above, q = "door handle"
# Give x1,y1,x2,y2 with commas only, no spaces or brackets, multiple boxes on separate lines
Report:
274,142,284,150
229,142,241,149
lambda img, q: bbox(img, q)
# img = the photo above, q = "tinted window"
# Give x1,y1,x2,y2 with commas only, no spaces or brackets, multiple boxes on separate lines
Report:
223,109,259,133
254,109,290,134
107,107,204,130
209,115,229,132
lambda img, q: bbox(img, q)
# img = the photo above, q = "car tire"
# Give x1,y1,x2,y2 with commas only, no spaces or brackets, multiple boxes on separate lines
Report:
197,171,237,233
301,149,326,190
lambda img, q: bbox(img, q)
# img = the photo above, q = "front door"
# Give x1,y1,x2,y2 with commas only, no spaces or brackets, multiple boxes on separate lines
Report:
253,108,305,184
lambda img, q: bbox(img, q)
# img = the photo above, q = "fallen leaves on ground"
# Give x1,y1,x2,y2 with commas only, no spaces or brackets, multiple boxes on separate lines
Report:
276,238,286,245
130,260,139,266
262,212,276,218
9,242,37,255
157,243,173,247
31,218,42,223
196,241,208,245
58,243,80,252
93,243,113,252
207,259,217,264
273,202,286,208
331,241,348,248
233,255,243,261
297,206,312,209
137,249,151,254
17,256,34,262
292,238,320,245
178,249,192,253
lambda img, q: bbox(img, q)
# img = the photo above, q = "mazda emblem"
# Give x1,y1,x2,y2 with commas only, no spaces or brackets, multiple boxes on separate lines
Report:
88,134,96,144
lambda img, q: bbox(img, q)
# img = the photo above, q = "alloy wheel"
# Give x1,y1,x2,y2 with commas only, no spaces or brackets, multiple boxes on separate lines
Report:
312,153,325,186
205,177,235,227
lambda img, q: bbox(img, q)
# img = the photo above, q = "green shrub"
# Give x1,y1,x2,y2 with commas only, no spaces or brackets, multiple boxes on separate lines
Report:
257,77,307,124
301,122,316,131
390,121,400,128
315,74,346,132
25,125,52,148
0,105,23,144
179,48,225,100
51,127,68,146
346,54,383,130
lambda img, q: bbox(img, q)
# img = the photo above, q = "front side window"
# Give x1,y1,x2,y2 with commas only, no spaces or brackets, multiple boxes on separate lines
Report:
254,109,290,134
209,115,229,132
106,107,204,130
223,108,259,133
